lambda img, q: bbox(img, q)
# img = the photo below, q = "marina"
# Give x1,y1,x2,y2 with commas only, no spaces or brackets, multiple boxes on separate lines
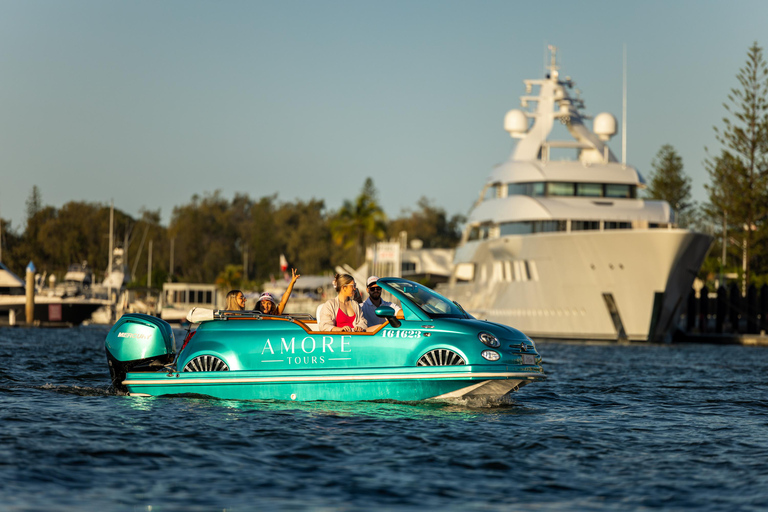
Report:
1,2,767,511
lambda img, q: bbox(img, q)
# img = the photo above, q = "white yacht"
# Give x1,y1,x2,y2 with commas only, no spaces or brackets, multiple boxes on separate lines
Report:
439,50,712,342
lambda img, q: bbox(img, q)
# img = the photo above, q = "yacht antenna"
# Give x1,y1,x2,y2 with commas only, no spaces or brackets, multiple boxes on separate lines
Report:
548,45,559,78
622,44,627,167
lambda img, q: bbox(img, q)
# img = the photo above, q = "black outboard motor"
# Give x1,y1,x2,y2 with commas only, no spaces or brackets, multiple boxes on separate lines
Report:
105,314,175,393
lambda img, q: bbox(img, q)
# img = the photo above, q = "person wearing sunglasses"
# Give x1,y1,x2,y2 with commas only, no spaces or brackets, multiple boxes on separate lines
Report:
317,273,369,332
361,276,402,327
225,290,247,311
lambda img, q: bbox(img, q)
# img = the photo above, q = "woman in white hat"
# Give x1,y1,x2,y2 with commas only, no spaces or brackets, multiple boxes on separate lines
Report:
256,268,300,315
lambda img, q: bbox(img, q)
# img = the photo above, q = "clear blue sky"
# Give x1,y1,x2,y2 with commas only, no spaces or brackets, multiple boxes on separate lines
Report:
1,0,766,231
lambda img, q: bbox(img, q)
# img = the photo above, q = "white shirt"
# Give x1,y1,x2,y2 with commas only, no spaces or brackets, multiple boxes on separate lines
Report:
361,297,402,326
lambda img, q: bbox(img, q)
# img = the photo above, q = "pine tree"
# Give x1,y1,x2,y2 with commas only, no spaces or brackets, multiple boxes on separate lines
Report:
646,144,692,225
704,42,768,287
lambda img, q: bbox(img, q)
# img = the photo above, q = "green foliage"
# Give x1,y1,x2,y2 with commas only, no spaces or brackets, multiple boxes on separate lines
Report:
645,145,693,224
329,178,387,267
3,181,467,288
215,264,244,291
388,197,465,248
704,42,768,285
25,186,42,222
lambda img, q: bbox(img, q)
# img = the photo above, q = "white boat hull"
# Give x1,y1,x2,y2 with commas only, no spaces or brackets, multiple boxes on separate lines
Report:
440,229,712,342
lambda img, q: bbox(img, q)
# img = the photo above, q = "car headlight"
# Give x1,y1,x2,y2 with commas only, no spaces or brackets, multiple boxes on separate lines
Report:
478,332,500,348
481,350,500,361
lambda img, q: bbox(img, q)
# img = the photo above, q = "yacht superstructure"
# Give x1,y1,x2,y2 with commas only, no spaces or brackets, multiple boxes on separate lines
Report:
439,49,712,342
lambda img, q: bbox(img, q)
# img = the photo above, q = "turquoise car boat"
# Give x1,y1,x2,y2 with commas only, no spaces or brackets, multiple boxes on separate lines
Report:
105,278,545,402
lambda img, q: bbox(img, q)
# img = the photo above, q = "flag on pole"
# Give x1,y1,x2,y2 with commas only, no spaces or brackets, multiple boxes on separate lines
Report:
279,254,288,272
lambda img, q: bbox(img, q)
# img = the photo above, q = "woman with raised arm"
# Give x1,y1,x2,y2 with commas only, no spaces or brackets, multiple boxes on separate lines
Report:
318,273,369,332
256,268,301,315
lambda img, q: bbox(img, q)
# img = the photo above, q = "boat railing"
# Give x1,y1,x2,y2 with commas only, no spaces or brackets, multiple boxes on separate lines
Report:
213,310,317,322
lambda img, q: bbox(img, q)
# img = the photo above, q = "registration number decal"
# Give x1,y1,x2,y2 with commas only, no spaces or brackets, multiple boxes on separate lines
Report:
382,329,422,339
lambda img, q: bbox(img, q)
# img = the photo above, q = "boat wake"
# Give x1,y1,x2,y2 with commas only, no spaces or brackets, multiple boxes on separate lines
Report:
38,383,113,397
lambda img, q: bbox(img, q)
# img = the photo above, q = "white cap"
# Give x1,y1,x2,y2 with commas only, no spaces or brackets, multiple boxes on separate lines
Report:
258,292,276,304
367,276,379,287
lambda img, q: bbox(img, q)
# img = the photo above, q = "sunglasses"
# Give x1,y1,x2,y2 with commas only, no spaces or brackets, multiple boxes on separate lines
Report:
368,286,381,291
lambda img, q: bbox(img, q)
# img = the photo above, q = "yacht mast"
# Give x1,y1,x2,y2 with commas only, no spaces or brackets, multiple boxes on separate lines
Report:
622,44,627,167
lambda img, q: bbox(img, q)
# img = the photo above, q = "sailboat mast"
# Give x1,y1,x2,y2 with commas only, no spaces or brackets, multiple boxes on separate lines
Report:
108,201,114,301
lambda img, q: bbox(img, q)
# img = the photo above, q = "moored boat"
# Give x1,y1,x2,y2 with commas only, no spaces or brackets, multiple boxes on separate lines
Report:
437,48,712,342
105,278,545,402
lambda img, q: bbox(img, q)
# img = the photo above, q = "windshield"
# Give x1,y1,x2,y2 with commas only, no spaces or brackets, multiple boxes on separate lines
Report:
386,281,470,319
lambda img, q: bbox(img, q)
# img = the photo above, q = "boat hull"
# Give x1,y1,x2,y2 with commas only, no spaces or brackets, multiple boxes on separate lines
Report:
441,229,712,342
0,296,108,325
122,366,542,401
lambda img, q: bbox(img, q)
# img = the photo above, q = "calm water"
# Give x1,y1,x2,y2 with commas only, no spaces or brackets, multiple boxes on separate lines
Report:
1,326,767,511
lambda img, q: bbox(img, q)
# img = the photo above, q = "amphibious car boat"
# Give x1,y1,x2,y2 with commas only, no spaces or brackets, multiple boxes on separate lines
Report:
105,278,544,402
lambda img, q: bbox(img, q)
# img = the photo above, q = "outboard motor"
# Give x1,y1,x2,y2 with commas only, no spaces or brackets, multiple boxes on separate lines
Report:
105,314,175,393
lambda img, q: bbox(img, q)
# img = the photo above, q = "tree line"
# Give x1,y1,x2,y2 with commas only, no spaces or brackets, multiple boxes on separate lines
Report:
639,42,768,289
0,178,464,290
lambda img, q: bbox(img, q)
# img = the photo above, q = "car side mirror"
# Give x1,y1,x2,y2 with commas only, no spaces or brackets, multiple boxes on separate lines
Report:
375,306,401,328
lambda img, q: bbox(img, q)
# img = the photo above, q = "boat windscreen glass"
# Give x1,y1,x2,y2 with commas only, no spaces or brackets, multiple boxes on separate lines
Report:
386,282,471,319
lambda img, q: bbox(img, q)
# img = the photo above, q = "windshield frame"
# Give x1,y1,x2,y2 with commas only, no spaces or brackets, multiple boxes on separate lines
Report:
377,278,471,320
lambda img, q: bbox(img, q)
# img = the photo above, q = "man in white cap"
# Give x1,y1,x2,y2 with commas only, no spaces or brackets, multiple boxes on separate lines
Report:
361,276,402,327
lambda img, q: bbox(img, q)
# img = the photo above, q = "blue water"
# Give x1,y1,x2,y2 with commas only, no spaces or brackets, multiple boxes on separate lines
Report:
1,326,768,511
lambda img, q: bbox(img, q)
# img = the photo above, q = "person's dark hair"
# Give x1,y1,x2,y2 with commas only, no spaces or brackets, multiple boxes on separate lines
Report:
333,273,354,293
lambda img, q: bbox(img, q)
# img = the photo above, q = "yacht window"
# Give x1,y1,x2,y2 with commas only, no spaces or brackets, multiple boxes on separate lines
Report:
500,220,566,235
537,220,567,232
604,222,632,230
483,183,501,201
576,183,603,197
507,182,546,197
206,291,213,304
572,220,601,231
402,262,416,273
606,184,632,198
548,182,575,196
468,224,492,241
507,183,527,196
500,222,534,236
454,263,475,282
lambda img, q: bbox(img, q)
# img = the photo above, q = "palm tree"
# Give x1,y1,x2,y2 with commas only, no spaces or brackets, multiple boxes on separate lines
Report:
330,178,387,267
215,264,243,292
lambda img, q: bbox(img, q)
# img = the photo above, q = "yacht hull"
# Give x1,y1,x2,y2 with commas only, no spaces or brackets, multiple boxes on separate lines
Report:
441,229,712,342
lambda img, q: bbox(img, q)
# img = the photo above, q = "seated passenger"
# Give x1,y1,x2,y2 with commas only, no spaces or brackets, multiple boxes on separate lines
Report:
318,273,370,332
225,290,246,311
361,276,403,327
256,268,301,315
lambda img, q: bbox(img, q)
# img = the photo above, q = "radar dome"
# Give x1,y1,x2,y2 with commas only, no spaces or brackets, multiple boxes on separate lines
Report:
504,109,528,138
593,113,617,141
